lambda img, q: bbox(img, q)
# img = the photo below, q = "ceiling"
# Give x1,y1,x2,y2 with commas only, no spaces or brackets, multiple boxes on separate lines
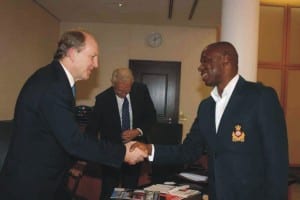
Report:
34,0,222,28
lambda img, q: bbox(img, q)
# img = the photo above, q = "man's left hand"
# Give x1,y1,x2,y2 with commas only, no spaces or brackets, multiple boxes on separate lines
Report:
122,129,140,143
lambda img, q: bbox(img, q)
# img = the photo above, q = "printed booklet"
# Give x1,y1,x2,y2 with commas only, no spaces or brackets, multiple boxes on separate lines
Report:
110,188,160,200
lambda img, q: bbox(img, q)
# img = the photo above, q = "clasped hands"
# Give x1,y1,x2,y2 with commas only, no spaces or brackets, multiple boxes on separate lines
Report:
124,141,152,165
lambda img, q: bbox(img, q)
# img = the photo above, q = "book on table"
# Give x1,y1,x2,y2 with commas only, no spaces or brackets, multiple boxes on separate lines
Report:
144,184,201,199
110,188,160,200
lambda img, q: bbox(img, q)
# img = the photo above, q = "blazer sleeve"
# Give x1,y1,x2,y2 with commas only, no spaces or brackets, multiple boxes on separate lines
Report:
257,86,289,199
40,83,125,168
153,105,205,165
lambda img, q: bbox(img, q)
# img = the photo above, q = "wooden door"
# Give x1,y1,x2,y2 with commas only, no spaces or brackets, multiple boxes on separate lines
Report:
129,59,181,124
258,5,300,165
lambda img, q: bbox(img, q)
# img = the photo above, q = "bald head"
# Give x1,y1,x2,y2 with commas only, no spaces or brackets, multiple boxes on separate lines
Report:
54,30,85,60
198,41,239,95
56,30,99,81
205,41,239,73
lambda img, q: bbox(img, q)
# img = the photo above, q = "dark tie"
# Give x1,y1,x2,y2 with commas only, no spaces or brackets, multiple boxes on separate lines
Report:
71,85,76,97
122,97,130,131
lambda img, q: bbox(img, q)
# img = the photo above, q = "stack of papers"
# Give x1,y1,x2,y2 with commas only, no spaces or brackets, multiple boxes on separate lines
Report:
110,188,160,200
144,184,200,199
168,185,200,198
144,184,175,194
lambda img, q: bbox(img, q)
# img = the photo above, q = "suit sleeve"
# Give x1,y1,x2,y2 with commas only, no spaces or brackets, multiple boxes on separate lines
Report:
258,86,288,199
84,98,101,140
40,84,125,168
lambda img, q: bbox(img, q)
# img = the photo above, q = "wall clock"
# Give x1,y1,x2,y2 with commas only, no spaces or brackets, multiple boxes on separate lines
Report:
146,32,163,48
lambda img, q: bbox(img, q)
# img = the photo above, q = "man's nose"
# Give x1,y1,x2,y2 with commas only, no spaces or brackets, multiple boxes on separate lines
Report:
93,58,99,68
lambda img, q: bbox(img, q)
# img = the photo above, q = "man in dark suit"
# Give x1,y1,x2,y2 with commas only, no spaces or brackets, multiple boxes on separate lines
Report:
0,30,146,200
132,41,289,200
85,67,156,200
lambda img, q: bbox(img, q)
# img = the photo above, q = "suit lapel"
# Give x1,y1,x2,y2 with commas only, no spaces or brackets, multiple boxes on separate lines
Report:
108,88,122,130
53,61,76,107
129,83,137,126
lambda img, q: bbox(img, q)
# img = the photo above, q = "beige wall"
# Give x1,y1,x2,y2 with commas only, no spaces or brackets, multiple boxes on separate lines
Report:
0,0,59,120
0,1,217,138
61,22,217,138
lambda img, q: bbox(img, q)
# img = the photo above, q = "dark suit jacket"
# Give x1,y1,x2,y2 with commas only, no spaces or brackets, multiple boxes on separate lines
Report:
154,76,289,200
0,60,125,200
85,82,156,144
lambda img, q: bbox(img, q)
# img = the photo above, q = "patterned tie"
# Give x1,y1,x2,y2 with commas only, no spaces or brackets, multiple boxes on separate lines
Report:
122,97,130,131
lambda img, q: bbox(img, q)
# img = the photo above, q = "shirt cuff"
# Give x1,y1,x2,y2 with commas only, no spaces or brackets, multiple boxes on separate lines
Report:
136,128,143,136
148,144,155,161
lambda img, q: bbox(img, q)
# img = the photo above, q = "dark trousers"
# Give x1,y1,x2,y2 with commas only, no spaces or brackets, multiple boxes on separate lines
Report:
100,162,141,200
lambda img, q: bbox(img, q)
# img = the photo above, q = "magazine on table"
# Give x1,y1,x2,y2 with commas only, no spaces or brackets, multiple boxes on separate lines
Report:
110,188,160,200
144,184,201,199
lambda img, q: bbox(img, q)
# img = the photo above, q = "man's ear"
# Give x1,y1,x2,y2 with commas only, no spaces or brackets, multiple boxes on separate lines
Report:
66,47,76,61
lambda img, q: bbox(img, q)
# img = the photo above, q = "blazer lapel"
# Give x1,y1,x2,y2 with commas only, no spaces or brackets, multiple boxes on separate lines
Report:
209,98,217,135
204,97,218,150
216,77,246,135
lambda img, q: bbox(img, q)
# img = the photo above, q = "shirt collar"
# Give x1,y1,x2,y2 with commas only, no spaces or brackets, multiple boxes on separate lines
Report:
211,74,239,102
116,94,130,101
60,62,75,87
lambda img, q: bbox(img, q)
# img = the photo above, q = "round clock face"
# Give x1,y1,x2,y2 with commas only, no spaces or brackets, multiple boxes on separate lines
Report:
146,32,162,48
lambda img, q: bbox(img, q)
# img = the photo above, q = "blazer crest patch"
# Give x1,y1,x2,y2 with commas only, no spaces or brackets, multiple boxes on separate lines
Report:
232,124,245,142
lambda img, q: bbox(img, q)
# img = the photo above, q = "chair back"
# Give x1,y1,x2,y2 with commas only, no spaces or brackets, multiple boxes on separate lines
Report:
75,105,93,126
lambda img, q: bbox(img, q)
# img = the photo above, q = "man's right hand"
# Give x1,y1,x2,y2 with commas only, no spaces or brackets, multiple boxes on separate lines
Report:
124,141,147,165
129,141,152,156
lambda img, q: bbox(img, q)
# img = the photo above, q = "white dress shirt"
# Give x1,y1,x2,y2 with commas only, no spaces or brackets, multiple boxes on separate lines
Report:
149,74,240,161
60,62,75,88
211,74,239,132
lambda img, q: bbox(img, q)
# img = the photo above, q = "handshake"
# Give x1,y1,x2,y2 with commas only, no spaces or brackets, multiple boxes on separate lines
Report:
124,141,153,165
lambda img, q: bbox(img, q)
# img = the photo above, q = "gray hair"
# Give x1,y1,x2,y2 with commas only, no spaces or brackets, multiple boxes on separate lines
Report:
111,68,134,84
53,30,86,60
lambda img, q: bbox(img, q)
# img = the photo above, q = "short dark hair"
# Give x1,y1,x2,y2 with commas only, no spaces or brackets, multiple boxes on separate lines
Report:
53,30,86,60
208,41,239,67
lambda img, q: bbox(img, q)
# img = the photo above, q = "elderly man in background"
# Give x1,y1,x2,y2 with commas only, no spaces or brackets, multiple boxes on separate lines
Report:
86,67,156,200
